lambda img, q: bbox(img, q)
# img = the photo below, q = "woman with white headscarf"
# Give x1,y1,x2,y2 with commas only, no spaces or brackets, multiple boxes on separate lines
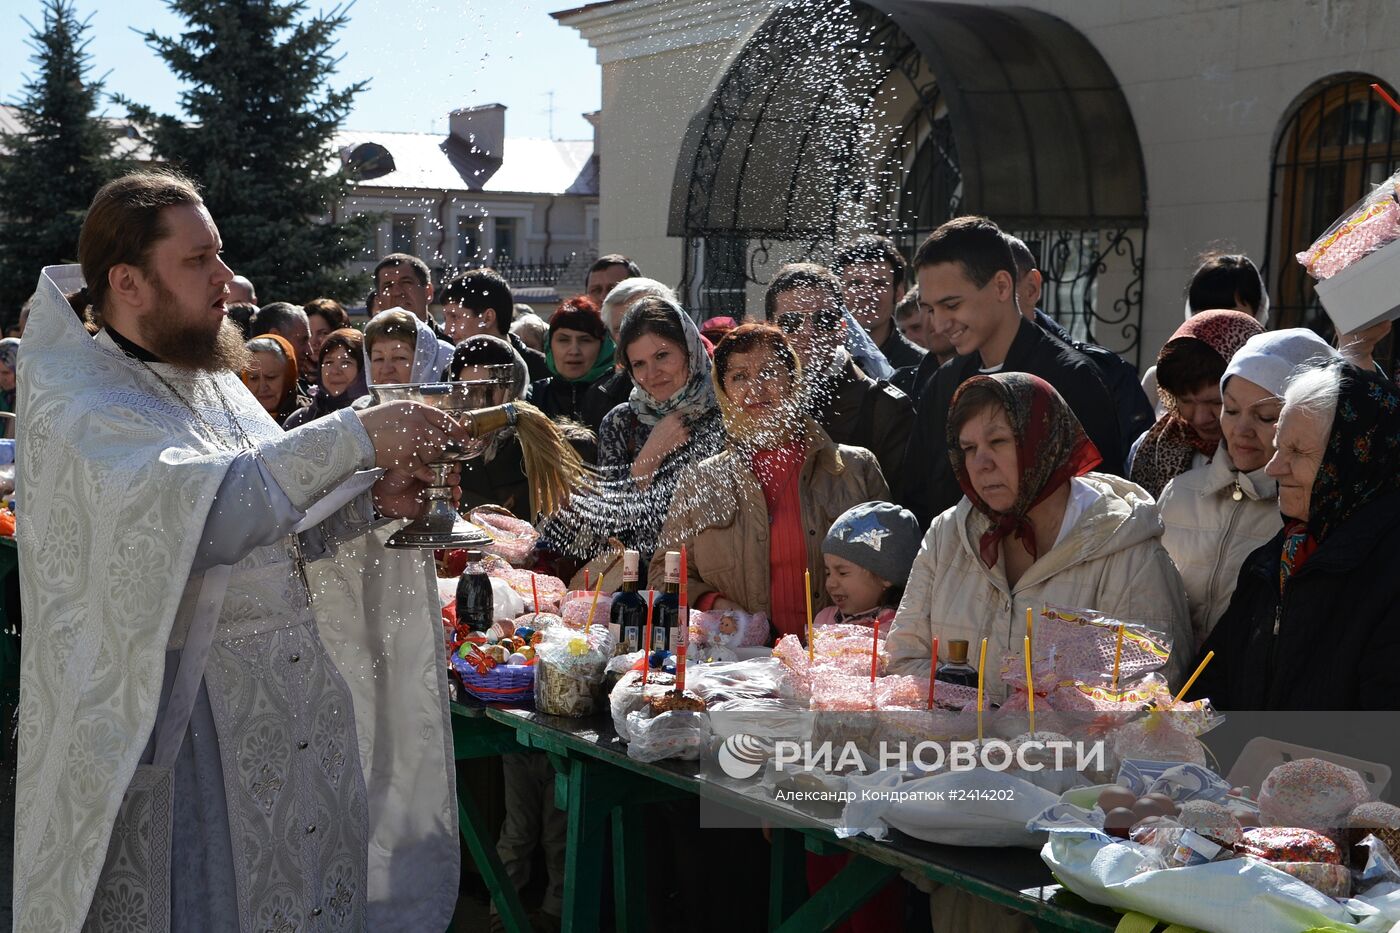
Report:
1158,328,1338,648
361,307,455,387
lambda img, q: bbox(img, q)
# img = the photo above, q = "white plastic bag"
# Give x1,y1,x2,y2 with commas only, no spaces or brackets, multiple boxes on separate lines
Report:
624,710,710,763
837,768,1058,848
1042,832,1357,933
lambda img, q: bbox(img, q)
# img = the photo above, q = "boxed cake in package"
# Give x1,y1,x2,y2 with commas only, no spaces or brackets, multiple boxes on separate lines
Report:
1298,170,1400,334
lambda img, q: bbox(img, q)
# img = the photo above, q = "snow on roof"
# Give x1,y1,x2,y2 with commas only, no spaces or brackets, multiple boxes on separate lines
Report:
332,129,597,197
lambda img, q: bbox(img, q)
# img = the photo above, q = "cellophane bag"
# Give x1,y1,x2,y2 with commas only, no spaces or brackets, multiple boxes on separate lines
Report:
468,505,540,565
483,553,567,613
624,710,710,763
1030,606,1173,690
1296,170,1400,281
534,623,614,717
688,609,769,653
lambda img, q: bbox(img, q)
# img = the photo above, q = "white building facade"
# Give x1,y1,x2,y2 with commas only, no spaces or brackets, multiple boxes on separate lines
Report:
556,0,1400,367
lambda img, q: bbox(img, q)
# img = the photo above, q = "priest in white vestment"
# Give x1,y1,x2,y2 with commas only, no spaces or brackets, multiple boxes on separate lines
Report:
12,173,462,933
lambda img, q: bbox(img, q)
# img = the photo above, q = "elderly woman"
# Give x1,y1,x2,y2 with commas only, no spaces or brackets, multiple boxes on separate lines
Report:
1129,309,1264,498
0,337,18,439
1158,329,1337,648
362,307,454,387
528,296,616,427
242,333,301,424
1194,361,1400,711
886,373,1190,700
284,327,368,428
651,323,887,639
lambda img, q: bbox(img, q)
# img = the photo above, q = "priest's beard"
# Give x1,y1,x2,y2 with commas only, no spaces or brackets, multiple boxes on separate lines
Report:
138,275,249,372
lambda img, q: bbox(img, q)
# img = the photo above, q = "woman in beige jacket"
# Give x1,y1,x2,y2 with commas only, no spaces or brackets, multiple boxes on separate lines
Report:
885,372,1192,703
1158,328,1338,649
651,324,887,640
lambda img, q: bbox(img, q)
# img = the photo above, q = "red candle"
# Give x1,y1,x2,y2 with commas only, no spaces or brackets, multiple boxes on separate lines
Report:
677,546,689,693
530,574,540,616
642,589,656,688
584,569,590,593
926,637,939,711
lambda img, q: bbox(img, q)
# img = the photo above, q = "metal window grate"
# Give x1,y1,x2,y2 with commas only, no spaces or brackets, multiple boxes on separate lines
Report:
1265,75,1400,337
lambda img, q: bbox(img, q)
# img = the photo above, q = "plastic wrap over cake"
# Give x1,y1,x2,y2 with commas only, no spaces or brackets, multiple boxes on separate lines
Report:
480,552,566,612
468,504,540,565
1297,173,1400,281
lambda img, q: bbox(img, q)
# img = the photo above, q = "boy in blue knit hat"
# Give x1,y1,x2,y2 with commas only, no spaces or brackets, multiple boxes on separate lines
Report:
814,500,922,629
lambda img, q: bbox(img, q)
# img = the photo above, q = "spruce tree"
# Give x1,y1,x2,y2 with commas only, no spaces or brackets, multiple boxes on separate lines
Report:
124,0,373,303
0,0,123,324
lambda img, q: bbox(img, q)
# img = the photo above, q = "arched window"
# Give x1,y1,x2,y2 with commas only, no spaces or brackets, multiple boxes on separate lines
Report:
1267,75,1400,332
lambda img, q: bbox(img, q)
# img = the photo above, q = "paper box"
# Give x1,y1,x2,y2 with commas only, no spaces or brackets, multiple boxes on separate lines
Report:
1314,235,1400,334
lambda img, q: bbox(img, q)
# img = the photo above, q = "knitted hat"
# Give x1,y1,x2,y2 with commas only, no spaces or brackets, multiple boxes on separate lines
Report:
1221,328,1338,399
822,501,922,586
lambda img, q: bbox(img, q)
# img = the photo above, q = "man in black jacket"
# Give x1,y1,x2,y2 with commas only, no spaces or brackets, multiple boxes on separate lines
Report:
1005,235,1156,465
766,263,914,493
899,217,1124,527
438,268,549,382
833,235,927,371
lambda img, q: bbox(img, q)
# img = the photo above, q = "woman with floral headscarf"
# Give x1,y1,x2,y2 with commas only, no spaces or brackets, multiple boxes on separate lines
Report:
590,297,726,557
886,372,1191,702
1129,309,1264,497
0,337,18,438
1193,361,1400,710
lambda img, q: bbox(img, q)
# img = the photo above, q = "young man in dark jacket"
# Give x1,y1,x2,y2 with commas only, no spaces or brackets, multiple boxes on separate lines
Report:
899,217,1124,527
833,235,927,370
439,269,549,381
765,263,914,495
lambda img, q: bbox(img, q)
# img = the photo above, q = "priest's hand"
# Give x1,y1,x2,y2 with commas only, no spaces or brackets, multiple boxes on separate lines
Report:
372,465,463,520
357,401,473,472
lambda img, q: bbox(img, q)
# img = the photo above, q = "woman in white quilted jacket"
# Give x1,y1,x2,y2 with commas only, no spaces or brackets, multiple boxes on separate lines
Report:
1157,328,1338,650
885,371,1192,704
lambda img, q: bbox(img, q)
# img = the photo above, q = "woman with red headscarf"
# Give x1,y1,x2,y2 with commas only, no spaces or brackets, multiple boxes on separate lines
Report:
885,372,1191,702
1129,309,1264,497
242,332,303,425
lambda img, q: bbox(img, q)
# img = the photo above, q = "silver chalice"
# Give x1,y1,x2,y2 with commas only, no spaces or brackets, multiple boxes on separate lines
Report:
369,364,518,549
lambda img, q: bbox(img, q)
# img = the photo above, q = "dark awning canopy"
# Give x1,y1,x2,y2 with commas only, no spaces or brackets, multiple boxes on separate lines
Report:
669,1,1147,238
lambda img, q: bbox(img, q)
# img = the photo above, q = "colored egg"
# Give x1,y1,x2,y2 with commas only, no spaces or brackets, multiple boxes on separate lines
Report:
1096,786,1137,813
465,632,489,646
517,646,535,662
1104,807,1136,839
507,652,528,666
514,626,536,642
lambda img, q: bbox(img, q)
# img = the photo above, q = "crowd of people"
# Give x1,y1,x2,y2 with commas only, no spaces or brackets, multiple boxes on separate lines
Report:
192,218,1390,720
23,212,1389,712
10,168,1400,932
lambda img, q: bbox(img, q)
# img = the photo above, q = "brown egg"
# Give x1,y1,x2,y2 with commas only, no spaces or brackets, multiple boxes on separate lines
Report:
1104,807,1136,839
1131,790,1176,818
1097,786,1138,813
1146,793,1179,816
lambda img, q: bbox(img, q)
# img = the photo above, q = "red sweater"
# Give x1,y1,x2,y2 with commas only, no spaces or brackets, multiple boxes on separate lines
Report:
751,441,809,641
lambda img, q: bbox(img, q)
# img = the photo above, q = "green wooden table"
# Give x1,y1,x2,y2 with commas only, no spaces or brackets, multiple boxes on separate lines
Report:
449,698,1119,933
